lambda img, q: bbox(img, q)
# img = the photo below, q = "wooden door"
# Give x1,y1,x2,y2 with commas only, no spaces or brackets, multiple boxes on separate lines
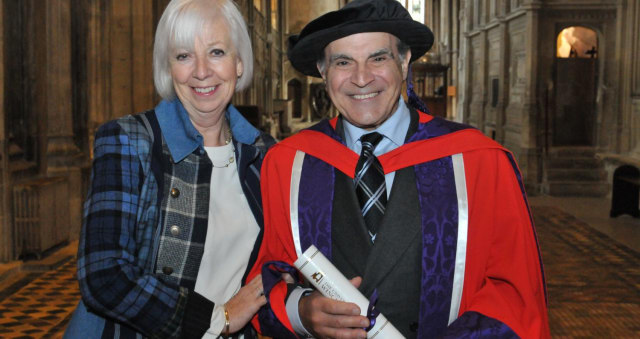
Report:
553,58,597,146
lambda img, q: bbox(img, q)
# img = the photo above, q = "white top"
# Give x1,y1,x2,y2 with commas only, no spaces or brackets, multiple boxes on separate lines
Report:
195,143,260,338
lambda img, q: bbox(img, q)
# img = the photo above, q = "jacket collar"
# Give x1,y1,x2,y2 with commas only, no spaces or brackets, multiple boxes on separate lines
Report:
155,99,261,163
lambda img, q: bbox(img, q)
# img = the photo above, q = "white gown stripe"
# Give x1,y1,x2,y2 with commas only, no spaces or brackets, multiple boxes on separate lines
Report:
290,151,306,258
449,153,469,324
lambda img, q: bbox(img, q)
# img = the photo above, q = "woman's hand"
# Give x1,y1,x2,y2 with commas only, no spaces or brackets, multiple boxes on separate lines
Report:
224,274,267,333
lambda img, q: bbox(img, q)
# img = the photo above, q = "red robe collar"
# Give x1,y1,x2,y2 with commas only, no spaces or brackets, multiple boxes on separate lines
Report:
279,111,507,178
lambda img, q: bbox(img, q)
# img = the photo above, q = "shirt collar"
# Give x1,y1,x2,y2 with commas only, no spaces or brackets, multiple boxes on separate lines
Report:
155,99,260,163
342,97,410,150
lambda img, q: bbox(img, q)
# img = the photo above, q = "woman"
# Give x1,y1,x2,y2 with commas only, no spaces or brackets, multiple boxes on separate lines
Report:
64,0,274,337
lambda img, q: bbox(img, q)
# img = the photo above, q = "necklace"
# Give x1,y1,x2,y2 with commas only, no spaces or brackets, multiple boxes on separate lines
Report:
209,123,234,168
224,122,232,145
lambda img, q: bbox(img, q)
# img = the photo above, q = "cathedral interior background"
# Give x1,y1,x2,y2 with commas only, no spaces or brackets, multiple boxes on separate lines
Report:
0,0,638,337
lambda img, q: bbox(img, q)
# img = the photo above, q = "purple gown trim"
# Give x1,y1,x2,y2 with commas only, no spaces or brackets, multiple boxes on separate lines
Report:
298,155,335,258
444,311,519,338
412,157,458,337
298,119,343,258
407,116,467,336
258,261,301,339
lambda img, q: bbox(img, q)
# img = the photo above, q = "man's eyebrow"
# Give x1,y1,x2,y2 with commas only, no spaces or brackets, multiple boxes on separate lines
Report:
328,48,394,63
369,48,393,58
369,48,393,59
328,54,354,63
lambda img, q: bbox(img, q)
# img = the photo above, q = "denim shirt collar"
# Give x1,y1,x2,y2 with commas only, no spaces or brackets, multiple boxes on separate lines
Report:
155,99,260,163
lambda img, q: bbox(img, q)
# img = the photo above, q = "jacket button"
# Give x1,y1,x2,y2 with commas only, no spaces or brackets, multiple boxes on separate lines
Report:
170,225,180,236
162,266,174,275
409,322,418,332
170,188,180,198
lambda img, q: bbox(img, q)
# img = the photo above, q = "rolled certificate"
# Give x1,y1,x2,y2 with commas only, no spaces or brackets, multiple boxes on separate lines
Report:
293,245,405,339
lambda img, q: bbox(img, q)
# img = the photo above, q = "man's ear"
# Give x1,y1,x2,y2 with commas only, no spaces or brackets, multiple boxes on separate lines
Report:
401,50,412,79
316,63,326,81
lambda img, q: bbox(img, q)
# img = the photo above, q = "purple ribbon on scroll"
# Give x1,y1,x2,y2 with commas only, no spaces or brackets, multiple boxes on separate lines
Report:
365,289,380,332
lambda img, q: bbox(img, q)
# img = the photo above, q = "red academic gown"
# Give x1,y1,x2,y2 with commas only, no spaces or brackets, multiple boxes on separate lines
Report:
249,112,550,338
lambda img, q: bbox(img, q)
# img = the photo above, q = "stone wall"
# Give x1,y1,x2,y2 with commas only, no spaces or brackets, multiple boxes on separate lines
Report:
0,0,288,262
456,0,639,193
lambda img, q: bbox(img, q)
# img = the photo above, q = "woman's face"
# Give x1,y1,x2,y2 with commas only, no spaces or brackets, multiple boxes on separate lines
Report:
170,18,243,120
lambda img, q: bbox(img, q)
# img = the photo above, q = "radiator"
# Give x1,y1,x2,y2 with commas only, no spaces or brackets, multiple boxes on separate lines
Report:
13,176,70,259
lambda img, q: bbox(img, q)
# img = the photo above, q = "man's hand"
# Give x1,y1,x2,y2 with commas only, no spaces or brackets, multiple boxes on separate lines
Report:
299,277,369,339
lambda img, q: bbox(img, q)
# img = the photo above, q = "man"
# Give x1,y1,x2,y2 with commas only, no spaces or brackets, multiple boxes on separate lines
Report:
248,0,550,338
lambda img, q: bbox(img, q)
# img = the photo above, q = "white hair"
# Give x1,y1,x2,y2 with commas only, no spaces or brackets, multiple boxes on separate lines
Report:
153,0,254,100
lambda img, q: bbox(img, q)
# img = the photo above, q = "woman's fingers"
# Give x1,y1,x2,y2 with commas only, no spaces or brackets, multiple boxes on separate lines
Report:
224,274,266,333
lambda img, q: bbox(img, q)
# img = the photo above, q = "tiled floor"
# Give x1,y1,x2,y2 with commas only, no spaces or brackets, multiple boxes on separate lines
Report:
0,259,78,338
534,205,640,338
0,196,638,338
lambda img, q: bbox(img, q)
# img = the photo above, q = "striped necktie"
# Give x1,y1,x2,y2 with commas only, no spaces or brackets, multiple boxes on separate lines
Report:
354,132,386,243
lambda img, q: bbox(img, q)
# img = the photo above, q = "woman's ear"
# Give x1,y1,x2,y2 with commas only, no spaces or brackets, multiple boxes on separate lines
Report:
236,59,244,78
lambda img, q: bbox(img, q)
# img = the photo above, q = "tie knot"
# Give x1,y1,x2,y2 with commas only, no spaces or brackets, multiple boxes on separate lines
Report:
360,132,383,152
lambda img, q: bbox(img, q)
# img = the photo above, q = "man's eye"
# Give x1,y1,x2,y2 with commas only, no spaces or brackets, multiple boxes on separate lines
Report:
374,56,387,62
335,60,349,66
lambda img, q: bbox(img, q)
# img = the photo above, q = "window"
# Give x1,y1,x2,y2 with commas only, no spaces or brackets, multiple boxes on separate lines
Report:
396,0,425,24
557,26,598,59
271,0,278,30
253,0,263,13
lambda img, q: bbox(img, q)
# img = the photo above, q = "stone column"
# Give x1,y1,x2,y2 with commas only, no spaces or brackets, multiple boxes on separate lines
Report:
0,0,15,262
457,0,471,124
44,0,81,174
496,20,508,144
42,0,82,242
521,5,542,192
629,0,640,155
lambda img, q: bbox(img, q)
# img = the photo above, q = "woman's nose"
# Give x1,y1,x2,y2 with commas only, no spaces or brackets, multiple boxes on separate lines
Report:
193,57,211,80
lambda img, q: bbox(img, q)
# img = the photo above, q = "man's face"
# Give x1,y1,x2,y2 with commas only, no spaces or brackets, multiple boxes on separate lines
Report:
318,32,411,130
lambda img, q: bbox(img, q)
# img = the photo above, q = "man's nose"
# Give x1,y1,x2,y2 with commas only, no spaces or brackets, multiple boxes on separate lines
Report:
351,64,374,87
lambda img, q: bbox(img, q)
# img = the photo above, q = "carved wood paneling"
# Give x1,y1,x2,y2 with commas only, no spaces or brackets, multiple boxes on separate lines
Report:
543,9,616,21
132,0,155,114
85,0,156,129
633,1,640,96
44,0,79,169
0,0,12,262
110,1,134,119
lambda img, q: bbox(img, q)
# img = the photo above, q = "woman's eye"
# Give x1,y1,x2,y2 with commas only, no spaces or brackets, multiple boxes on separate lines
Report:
176,53,189,61
211,49,225,56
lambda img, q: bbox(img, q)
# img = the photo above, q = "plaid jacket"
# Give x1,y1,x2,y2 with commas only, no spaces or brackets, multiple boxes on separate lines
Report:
67,100,275,338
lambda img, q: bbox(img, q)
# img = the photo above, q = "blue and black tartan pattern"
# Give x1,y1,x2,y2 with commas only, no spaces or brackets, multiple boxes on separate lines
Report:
74,106,274,338
353,132,386,242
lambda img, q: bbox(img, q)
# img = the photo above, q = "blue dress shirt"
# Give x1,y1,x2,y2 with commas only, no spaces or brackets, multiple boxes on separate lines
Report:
342,97,411,197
